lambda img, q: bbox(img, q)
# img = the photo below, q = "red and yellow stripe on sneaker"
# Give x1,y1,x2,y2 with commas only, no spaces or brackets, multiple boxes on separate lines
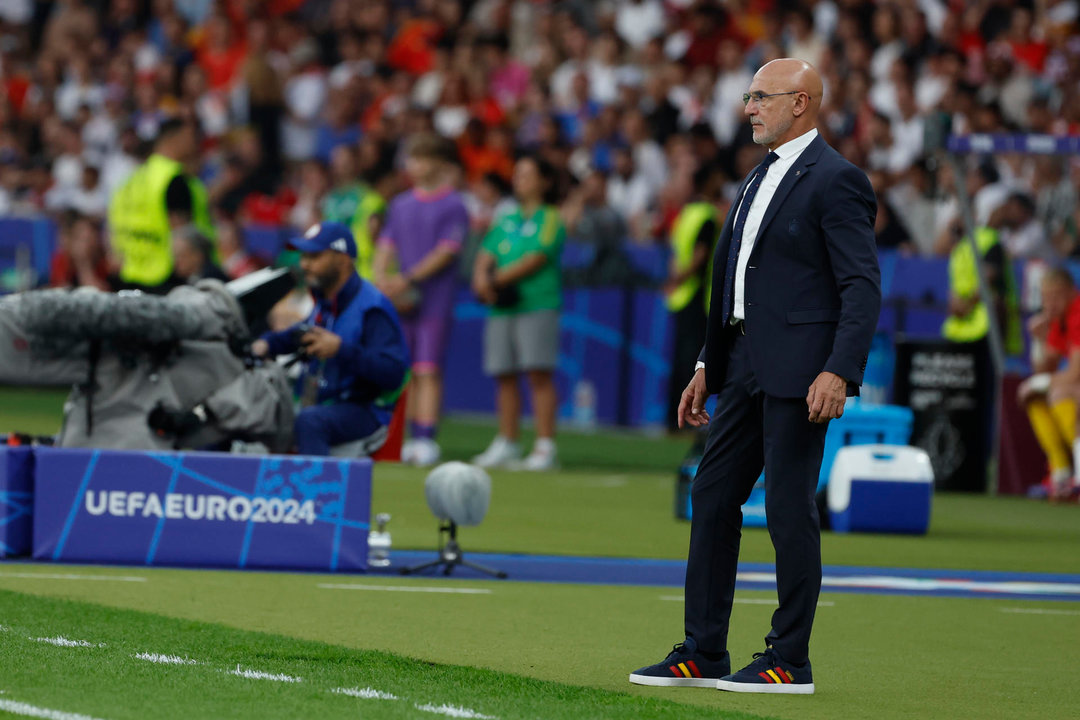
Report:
757,667,795,684
669,661,703,679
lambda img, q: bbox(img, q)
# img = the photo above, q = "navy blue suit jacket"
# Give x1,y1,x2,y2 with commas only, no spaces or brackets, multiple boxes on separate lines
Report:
701,134,881,399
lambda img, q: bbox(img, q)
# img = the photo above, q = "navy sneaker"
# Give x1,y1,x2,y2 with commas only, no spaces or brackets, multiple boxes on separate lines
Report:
629,637,730,688
716,647,814,694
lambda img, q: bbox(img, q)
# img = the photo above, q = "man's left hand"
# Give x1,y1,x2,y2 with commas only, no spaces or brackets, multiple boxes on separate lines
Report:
301,326,343,359
806,371,847,424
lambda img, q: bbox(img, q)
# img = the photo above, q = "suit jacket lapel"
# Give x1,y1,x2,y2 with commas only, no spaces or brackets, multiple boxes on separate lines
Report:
752,134,826,247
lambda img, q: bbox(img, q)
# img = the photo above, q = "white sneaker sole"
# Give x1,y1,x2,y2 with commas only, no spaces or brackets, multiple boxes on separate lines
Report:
716,679,815,694
628,673,717,688
471,456,521,469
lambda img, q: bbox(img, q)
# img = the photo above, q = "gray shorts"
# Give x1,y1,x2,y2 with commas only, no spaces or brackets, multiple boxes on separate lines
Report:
483,309,560,376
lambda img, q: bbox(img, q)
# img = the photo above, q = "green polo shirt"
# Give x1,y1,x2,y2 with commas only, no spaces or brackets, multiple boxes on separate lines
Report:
481,204,565,316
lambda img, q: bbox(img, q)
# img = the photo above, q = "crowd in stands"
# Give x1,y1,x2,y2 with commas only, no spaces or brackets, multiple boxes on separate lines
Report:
0,0,1077,293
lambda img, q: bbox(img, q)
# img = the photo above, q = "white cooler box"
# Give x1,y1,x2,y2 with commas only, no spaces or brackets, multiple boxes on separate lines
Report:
828,445,933,534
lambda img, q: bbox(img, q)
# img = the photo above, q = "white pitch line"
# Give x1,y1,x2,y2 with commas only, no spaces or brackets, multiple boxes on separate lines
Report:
737,572,1080,596
0,572,146,583
331,687,398,700
318,584,492,595
0,697,107,720
1000,607,1080,616
659,595,835,607
415,703,497,719
133,652,197,665
33,636,105,648
228,665,302,683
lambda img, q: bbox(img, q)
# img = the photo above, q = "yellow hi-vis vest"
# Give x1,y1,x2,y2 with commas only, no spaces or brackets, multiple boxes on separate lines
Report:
942,226,1023,354
666,202,718,312
108,154,214,287
351,189,387,280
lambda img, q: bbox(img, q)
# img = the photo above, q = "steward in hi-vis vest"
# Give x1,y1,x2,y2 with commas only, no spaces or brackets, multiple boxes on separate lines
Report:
108,117,214,292
942,225,1022,355
664,165,721,431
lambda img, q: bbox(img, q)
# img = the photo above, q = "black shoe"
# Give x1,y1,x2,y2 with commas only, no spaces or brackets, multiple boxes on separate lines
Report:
629,637,730,688
716,646,814,694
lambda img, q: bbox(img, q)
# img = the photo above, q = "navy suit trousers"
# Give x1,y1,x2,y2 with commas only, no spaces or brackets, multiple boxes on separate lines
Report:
684,326,828,665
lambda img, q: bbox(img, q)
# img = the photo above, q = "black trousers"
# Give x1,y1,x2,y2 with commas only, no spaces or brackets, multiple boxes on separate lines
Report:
666,292,707,431
684,327,828,665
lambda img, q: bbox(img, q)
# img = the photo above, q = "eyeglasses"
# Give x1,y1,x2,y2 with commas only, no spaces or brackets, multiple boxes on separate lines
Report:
742,90,803,106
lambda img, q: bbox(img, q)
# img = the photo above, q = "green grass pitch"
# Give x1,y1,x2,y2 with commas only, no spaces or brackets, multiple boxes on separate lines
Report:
0,387,1078,719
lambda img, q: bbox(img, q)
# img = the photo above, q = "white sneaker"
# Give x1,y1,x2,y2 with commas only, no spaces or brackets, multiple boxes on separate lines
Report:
411,438,441,467
472,436,522,469
400,439,419,464
518,440,558,471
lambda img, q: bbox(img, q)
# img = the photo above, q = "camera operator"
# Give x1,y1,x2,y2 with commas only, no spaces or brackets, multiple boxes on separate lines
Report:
251,222,409,456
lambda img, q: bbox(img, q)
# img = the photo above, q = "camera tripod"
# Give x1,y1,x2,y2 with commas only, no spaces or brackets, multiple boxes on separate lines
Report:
399,521,507,579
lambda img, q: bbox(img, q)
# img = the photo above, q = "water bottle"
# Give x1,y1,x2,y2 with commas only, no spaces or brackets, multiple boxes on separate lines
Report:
367,513,392,568
572,379,597,431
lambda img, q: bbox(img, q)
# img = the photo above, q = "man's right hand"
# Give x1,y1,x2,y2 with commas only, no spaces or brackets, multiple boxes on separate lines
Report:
251,339,269,358
678,368,711,428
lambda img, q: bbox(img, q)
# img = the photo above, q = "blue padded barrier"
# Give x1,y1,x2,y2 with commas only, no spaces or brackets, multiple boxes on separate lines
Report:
0,446,34,557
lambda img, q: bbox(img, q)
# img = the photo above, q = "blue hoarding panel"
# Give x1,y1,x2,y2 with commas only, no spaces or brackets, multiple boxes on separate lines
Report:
32,448,371,571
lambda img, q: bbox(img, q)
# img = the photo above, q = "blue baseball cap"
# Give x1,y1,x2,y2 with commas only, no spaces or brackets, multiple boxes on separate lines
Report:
289,222,357,258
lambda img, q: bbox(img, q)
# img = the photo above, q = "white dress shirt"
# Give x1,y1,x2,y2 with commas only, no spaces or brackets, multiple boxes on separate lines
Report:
695,128,819,373
732,128,818,321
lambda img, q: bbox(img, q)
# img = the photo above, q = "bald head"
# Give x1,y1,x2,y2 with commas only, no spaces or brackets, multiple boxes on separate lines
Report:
744,58,822,149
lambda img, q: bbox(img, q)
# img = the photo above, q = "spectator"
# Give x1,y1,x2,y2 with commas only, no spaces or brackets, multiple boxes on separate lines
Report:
481,33,530,112
562,170,634,285
171,226,229,285
465,171,515,243
708,39,754,147
287,158,330,232
217,219,264,280
471,155,565,471
458,118,513,186
314,89,361,164
375,134,469,467
282,39,328,164
321,144,386,279
55,54,104,121
69,164,108,219
606,145,652,239
240,16,285,176
994,192,1054,262
195,12,247,92
253,222,410,457
180,64,229,143
49,212,110,290
614,0,666,51
433,73,470,139
621,107,667,196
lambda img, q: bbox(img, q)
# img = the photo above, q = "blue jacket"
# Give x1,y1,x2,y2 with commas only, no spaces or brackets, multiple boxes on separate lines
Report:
701,134,881,398
262,273,410,419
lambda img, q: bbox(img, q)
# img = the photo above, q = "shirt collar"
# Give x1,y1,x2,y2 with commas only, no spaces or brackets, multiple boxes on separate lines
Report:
314,271,361,315
770,128,818,161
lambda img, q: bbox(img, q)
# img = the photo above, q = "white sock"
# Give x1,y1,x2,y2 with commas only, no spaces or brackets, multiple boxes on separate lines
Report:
1072,438,1080,483
533,437,556,455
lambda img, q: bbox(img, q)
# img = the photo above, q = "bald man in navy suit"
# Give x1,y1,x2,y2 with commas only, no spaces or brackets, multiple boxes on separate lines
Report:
630,59,881,695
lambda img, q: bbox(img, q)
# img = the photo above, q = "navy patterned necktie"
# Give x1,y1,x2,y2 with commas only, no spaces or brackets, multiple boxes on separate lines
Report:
721,150,780,325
